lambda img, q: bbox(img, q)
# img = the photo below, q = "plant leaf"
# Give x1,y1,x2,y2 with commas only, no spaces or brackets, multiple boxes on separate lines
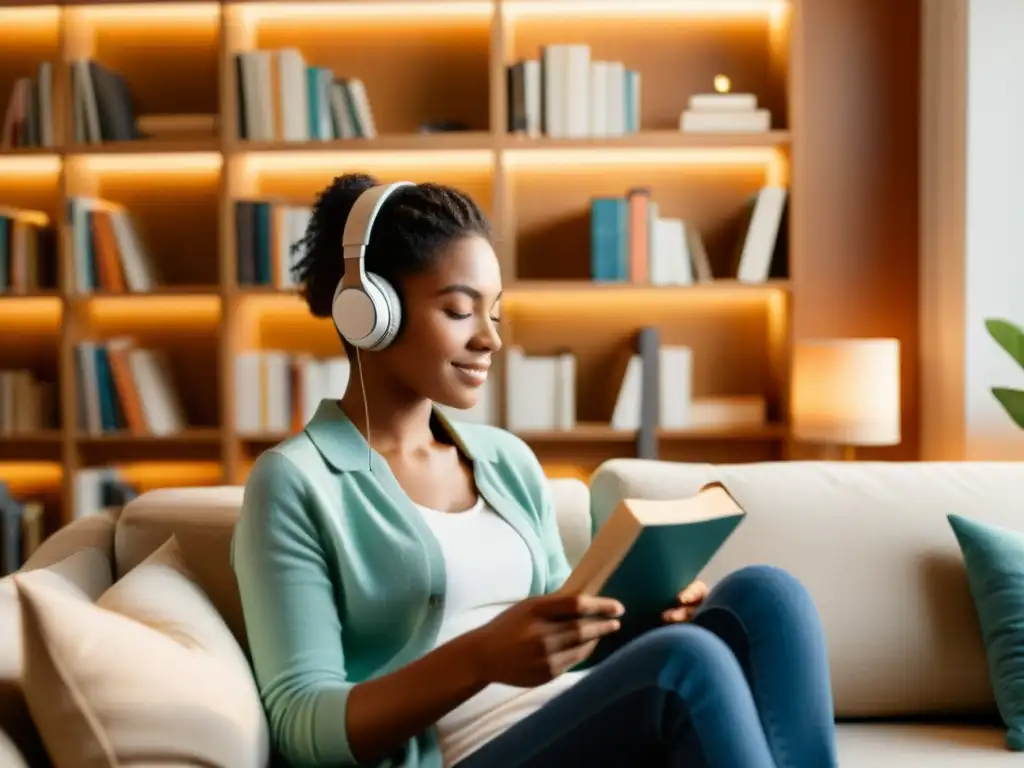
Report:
992,387,1024,429
986,318,1024,368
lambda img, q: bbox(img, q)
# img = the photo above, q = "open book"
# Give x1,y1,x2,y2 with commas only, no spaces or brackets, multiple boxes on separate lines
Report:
558,482,746,664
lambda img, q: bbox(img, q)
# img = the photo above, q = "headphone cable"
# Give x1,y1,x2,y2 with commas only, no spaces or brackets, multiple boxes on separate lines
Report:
355,347,372,472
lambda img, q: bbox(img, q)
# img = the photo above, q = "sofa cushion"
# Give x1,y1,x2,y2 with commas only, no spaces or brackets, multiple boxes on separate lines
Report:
589,459,1024,718
948,513,1024,750
113,478,593,658
17,537,270,768
116,486,246,649
0,544,113,767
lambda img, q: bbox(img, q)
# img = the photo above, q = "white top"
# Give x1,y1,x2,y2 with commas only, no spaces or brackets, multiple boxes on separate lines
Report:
415,498,587,767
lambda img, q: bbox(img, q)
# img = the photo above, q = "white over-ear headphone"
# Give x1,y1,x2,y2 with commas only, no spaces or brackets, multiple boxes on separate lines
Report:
332,181,415,351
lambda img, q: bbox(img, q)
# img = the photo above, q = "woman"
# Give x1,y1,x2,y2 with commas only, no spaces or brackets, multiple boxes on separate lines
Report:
232,173,839,768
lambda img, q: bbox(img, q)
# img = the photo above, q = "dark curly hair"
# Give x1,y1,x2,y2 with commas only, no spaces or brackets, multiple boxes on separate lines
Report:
291,173,492,348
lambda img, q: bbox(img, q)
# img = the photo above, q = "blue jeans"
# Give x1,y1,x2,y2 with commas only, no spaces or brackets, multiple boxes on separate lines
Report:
454,565,838,768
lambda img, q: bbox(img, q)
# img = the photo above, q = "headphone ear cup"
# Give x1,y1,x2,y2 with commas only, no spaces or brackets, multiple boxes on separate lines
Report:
365,272,402,350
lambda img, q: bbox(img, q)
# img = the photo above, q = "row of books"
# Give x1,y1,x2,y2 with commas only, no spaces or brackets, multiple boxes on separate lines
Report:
1,62,54,150
235,200,312,288
0,481,45,576
680,91,772,134
0,469,140,575
589,185,789,285
69,197,160,293
235,351,350,434
590,190,706,286
70,58,139,144
507,45,640,139
75,338,186,436
0,370,58,435
500,332,767,451
74,467,138,520
235,48,377,142
0,207,59,293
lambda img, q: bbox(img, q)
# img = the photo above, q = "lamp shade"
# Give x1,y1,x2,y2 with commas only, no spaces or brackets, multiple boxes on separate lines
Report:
791,338,901,446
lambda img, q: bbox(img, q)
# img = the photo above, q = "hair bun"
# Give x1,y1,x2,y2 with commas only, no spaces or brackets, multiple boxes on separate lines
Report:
294,173,379,318
327,172,380,223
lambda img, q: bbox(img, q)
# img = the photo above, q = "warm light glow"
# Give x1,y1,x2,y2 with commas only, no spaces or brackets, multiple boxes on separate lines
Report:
74,152,222,175
504,281,786,312
791,338,901,447
239,292,309,317
0,206,49,226
117,461,223,490
0,5,59,26
714,74,732,93
84,295,221,326
766,289,788,350
236,1,492,22
0,462,62,494
503,0,788,19
0,297,62,330
236,292,336,352
67,3,219,24
542,463,590,483
0,155,61,176
505,146,781,169
241,150,493,174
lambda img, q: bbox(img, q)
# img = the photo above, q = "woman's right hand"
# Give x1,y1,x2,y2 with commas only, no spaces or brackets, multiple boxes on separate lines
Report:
468,593,625,687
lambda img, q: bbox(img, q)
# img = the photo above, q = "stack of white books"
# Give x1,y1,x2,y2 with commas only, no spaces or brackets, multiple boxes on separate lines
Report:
679,91,771,133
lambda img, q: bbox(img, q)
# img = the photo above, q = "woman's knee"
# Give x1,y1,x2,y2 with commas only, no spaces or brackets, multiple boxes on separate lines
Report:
711,564,813,611
628,624,747,694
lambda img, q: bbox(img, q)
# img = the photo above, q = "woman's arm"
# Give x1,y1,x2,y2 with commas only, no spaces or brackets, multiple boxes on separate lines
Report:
344,632,487,762
233,450,493,767
233,450,358,766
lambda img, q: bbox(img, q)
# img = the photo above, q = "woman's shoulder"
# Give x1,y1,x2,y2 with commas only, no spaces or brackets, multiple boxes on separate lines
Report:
449,421,539,470
241,434,326,518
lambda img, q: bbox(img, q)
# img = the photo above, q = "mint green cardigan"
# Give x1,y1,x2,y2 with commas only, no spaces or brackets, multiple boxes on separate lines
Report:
231,399,572,768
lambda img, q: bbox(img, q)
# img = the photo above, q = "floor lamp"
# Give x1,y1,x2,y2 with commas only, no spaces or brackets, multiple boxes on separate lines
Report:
790,338,902,460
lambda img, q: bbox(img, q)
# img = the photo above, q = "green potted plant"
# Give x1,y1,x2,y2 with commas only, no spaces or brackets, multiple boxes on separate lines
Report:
986,318,1024,428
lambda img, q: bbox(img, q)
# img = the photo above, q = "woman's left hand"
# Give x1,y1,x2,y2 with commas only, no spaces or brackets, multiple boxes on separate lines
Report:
661,580,709,624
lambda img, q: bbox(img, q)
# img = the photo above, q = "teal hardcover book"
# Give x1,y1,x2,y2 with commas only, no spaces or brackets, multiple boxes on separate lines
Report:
559,482,746,666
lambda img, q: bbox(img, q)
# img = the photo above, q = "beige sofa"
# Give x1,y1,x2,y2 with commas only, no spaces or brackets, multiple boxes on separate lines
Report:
0,459,1019,766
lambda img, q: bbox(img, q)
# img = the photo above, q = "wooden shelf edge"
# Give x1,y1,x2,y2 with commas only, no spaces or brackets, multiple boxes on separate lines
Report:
501,130,791,151
76,429,223,443
0,131,792,160
0,431,63,443
509,279,790,293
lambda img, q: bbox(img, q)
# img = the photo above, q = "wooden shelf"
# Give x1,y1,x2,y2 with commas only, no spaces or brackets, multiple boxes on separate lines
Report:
500,130,792,151
66,139,221,155
234,132,495,153
76,429,222,444
0,130,791,157
508,279,790,294
0,0,925,529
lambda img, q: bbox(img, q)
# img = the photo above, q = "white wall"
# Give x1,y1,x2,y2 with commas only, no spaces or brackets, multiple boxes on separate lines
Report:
920,0,1024,459
963,0,1024,459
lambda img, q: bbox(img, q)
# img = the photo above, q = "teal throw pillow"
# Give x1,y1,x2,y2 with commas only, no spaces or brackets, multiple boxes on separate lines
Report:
948,513,1024,750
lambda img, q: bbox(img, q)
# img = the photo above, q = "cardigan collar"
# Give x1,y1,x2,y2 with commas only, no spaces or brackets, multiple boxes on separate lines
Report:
303,398,498,472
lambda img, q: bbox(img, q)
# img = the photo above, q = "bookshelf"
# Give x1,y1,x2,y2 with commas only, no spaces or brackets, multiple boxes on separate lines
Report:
0,0,922,537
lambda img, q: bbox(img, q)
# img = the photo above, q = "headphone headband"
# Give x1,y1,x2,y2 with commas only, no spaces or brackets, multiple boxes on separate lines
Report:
340,181,415,291
332,180,415,351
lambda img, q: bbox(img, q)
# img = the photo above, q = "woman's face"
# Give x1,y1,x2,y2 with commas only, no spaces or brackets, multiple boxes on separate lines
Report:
377,235,503,410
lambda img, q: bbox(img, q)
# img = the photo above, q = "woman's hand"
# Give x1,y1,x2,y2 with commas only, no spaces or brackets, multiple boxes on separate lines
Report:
661,580,709,624
468,593,624,687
